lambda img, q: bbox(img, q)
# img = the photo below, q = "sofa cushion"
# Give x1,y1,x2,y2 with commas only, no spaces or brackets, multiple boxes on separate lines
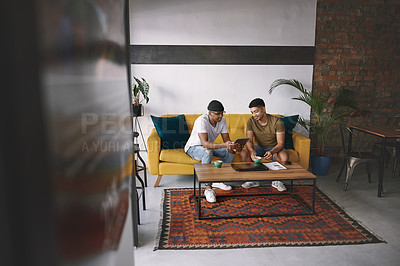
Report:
160,148,201,164
151,114,190,149
280,115,299,150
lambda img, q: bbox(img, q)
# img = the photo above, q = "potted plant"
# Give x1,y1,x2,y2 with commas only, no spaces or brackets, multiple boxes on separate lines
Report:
131,77,149,117
269,79,358,175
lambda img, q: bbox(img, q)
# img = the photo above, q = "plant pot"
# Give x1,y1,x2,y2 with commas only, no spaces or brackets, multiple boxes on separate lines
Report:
310,155,331,176
132,104,143,117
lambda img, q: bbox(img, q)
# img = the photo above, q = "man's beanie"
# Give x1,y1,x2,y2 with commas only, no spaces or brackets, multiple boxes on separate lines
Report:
207,100,225,112
249,98,265,108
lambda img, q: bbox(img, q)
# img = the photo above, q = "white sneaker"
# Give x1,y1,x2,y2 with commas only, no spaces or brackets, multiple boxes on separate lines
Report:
272,181,286,192
212,182,232,190
204,189,216,203
242,181,260,189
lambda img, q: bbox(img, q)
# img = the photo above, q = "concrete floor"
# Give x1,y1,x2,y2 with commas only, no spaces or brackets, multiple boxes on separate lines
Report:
133,161,400,266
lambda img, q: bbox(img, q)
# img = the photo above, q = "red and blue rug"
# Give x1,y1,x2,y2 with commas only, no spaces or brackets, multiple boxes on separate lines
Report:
155,186,384,250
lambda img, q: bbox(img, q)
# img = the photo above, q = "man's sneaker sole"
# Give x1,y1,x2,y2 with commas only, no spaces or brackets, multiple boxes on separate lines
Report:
272,181,286,192
212,183,232,190
242,182,260,189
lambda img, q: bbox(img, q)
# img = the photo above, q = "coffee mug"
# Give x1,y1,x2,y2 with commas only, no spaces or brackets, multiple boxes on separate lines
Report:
252,156,261,164
212,160,223,168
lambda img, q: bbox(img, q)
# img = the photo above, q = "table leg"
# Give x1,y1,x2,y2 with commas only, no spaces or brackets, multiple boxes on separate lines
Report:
131,170,139,247
290,180,293,193
198,182,202,219
312,179,316,214
135,167,146,210
137,152,147,187
193,170,196,198
378,138,386,197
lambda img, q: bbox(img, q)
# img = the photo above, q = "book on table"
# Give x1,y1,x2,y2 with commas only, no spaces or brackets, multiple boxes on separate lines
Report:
263,162,287,170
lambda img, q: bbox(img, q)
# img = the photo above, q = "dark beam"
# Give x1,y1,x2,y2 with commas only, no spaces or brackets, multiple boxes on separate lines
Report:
130,45,315,65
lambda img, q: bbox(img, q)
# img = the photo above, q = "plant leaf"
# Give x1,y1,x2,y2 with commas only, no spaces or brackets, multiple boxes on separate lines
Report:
268,79,358,156
132,77,150,103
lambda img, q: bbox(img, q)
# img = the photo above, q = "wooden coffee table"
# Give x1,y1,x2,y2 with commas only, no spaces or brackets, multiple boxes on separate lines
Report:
193,162,316,220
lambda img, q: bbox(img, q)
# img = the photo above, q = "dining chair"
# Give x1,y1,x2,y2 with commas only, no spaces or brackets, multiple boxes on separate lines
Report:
336,124,380,191
372,113,400,179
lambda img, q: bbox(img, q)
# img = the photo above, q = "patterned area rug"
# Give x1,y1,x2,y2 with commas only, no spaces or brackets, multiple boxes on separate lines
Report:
155,186,384,250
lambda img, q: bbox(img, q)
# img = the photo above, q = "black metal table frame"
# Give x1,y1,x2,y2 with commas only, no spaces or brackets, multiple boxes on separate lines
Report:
193,172,316,220
131,144,147,247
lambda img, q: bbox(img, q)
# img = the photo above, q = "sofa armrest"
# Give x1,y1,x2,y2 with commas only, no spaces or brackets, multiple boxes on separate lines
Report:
147,128,161,175
292,131,311,170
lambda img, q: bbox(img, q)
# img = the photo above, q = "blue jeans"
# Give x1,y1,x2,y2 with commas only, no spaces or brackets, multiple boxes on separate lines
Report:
187,145,235,186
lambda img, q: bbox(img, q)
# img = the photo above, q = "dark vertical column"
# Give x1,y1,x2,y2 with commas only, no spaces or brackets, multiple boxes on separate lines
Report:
0,1,56,265
124,0,139,247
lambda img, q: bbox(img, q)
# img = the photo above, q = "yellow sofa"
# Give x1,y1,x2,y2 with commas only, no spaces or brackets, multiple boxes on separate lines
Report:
147,114,311,187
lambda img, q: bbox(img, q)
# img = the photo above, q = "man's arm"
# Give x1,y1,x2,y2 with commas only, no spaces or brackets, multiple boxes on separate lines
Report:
273,132,285,153
264,132,285,159
198,132,231,149
245,131,257,158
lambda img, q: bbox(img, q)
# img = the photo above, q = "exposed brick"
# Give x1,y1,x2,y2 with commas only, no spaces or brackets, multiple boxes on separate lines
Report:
365,66,379,71
339,76,354,81
326,76,338,81
364,76,376,81
332,65,345,70
314,0,399,152
346,65,360,71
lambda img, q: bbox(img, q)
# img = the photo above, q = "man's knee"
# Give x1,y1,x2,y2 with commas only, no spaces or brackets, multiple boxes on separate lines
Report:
221,149,235,162
201,149,213,164
276,150,288,162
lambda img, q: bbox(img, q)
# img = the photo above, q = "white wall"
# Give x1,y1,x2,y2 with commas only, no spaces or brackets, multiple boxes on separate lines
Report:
129,0,317,153
130,0,316,45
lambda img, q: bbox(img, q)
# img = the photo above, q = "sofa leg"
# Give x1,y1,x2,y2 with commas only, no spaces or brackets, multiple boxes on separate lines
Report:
154,175,162,187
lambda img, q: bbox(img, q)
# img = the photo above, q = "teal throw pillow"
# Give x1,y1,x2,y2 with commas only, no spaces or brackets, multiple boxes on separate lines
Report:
280,115,299,150
150,115,190,149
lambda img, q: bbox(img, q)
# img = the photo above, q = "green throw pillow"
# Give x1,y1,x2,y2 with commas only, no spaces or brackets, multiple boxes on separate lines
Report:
150,114,190,149
280,115,299,150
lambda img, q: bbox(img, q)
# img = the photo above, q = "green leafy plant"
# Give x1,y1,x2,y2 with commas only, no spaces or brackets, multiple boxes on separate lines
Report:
132,77,149,106
269,79,358,156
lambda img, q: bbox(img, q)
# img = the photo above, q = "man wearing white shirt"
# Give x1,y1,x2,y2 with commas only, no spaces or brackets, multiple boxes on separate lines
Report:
185,100,241,203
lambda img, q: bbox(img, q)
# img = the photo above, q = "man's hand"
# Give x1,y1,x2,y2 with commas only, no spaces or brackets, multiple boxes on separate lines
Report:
232,143,243,153
263,151,274,160
225,141,233,148
226,141,242,154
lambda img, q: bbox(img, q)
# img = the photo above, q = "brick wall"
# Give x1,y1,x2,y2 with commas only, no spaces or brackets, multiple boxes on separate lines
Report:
313,0,400,154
